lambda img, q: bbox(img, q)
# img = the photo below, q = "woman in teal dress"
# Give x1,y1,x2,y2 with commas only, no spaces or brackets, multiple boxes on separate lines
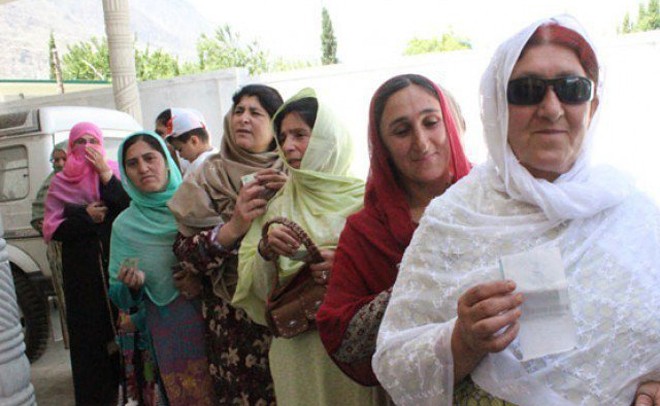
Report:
109,131,214,406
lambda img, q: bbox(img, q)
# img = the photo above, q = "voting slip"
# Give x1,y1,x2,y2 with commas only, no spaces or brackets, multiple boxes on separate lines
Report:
499,245,577,361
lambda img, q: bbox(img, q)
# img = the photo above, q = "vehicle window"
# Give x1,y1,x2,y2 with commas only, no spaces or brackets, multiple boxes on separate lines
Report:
104,137,123,162
0,146,29,202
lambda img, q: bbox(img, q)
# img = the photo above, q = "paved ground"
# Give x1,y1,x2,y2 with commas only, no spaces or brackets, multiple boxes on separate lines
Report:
30,303,75,406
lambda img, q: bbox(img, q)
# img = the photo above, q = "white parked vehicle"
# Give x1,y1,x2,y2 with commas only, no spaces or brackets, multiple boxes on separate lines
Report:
0,106,141,362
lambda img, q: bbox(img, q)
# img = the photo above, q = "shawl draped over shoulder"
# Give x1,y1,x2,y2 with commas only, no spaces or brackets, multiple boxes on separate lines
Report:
109,131,183,306
31,141,67,232
372,15,660,406
316,78,471,385
168,111,284,236
43,122,120,242
167,111,284,300
232,88,365,326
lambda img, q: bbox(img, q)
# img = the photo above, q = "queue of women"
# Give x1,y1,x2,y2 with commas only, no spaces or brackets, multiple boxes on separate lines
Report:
40,15,658,406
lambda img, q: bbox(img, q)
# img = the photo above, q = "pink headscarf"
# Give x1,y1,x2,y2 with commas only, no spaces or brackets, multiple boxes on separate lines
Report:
42,122,120,242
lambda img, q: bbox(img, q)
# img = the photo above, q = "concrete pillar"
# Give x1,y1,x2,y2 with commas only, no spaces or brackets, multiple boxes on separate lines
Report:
102,0,143,125
0,220,36,406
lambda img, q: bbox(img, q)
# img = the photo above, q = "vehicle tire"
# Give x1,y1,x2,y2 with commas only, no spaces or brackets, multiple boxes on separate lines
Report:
11,266,50,363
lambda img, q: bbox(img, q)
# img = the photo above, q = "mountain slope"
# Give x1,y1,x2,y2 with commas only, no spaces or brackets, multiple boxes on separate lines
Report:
0,0,214,79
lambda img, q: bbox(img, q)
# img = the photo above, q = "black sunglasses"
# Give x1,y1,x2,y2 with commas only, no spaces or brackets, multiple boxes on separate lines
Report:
507,76,594,106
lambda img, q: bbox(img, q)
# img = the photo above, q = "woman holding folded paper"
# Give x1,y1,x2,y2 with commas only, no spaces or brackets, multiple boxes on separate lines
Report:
168,84,285,404
233,88,379,405
372,15,660,406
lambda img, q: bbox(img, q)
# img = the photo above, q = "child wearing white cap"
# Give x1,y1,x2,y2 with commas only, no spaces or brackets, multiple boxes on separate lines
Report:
165,108,217,178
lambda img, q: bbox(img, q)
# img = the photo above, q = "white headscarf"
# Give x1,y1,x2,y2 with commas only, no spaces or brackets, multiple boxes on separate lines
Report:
373,15,660,406
481,15,633,222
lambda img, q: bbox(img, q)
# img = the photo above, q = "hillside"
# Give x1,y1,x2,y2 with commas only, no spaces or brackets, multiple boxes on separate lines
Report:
0,0,214,79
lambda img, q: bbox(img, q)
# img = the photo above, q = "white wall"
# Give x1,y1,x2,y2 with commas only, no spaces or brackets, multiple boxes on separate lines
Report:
256,49,491,178
1,32,658,202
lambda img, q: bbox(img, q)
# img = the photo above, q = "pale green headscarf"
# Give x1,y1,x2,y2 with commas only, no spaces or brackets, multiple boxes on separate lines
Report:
109,131,183,306
31,141,67,232
233,88,365,324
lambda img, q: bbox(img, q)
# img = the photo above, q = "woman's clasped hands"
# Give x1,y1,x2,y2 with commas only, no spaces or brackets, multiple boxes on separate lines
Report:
86,201,108,224
260,224,334,286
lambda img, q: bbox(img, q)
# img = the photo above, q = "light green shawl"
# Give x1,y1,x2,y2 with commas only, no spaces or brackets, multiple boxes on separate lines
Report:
232,88,365,325
31,141,67,232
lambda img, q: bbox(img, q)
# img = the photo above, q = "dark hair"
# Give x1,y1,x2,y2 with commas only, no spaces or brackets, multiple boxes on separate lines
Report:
155,109,171,127
232,84,284,117
522,23,599,85
122,133,167,169
167,127,210,144
273,97,319,138
373,74,439,137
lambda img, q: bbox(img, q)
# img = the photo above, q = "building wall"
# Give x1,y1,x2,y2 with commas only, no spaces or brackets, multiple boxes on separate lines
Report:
1,32,658,200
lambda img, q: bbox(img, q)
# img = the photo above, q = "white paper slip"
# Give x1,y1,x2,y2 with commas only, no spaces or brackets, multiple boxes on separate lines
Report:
499,245,577,361
241,173,257,186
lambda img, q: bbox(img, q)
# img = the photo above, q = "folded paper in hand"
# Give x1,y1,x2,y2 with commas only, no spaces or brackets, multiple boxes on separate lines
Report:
499,245,577,361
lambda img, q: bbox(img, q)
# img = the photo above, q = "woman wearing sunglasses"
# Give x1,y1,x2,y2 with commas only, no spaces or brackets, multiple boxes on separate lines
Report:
372,15,660,406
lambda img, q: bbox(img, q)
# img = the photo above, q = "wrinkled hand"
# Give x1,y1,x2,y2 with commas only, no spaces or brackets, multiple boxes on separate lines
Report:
454,280,523,359
117,264,145,291
255,168,287,197
310,249,335,285
172,263,202,299
635,381,660,406
261,225,300,259
86,201,108,223
85,146,111,175
222,181,268,244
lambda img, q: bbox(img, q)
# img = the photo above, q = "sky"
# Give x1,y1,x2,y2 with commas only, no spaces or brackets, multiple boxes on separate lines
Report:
187,0,643,65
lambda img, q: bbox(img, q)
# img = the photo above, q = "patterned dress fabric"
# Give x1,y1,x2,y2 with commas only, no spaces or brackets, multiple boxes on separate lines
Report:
109,131,214,406
234,88,378,406
373,15,660,406
173,230,275,405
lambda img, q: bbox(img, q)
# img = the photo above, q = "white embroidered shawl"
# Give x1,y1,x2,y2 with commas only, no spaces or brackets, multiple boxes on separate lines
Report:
372,15,660,406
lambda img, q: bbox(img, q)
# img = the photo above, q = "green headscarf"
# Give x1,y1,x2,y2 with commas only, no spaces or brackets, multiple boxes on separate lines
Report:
109,131,183,306
31,141,67,232
233,88,365,324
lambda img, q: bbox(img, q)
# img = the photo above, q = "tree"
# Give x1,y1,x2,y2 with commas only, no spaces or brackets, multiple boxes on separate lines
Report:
321,7,338,65
195,25,269,75
619,0,660,33
136,46,180,80
270,57,317,72
48,32,57,80
620,12,633,33
641,0,660,30
58,26,308,81
60,36,183,81
404,30,471,56
61,37,110,81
